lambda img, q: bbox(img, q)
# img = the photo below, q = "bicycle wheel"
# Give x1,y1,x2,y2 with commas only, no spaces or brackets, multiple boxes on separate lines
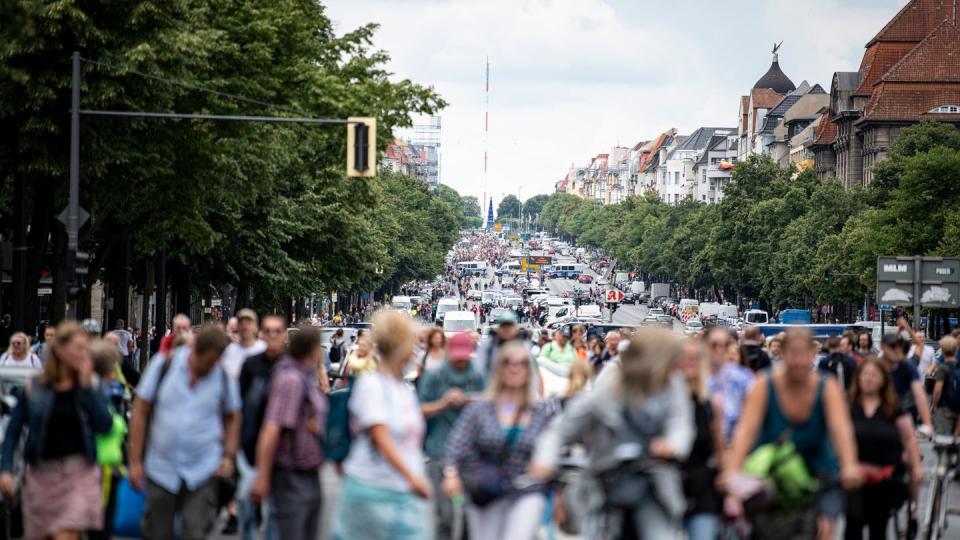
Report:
924,474,946,540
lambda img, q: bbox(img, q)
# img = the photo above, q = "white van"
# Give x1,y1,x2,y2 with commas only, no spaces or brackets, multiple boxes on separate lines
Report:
435,298,460,323
443,311,478,336
391,295,413,311
629,281,646,295
744,309,769,325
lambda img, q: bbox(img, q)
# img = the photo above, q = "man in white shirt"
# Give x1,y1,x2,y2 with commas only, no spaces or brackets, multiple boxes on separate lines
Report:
221,309,267,379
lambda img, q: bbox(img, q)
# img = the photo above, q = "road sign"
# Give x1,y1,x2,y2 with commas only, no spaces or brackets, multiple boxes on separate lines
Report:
605,289,624,304
878,256,960,330
879,304,892,311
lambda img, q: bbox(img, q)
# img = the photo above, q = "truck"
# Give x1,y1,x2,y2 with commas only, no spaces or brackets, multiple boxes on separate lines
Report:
650,283,670,302
614,272,630,286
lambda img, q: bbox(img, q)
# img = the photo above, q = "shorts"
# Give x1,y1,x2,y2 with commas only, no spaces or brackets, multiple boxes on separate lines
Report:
817,485,845,521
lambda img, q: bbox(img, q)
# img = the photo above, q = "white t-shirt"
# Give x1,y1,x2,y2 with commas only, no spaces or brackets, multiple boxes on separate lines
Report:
909,344,936,376
343,371,426,492
0,352,42,369
221,339,267,379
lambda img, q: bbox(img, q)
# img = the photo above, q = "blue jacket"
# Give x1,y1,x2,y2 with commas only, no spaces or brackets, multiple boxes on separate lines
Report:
1,380,113,472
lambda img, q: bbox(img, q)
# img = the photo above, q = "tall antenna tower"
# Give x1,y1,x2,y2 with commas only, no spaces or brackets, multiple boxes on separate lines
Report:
483,57,490,228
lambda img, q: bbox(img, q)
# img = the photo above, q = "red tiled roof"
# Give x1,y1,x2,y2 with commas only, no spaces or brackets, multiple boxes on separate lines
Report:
862,85,960,121
638,132,671,172
810,112,837,146
854,42,918,95
751,88,784,110
866,0,952,46
881,21,960,83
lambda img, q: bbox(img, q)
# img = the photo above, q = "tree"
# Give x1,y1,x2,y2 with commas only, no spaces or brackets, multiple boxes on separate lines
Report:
522,194,550,221
497,195,521,221
461,195,481,218
0,0,448,326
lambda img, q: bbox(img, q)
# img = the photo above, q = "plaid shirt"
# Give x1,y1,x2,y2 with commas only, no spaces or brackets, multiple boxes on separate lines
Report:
444,400,554,489
264,358,327,469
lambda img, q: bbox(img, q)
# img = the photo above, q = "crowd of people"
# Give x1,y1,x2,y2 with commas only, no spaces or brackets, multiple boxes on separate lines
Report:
1,303,956,540
1,226,958,540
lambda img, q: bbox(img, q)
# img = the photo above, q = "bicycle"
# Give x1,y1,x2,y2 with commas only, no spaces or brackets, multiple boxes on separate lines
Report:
922,434,960,540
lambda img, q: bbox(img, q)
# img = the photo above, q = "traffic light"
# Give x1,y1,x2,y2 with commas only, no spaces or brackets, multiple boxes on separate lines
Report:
823,270,831,283
75,250,90,277
346,117,376,177
67,250,90,298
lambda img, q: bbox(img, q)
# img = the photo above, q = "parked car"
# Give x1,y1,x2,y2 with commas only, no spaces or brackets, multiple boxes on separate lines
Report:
657,315,674,329
684,319,704,336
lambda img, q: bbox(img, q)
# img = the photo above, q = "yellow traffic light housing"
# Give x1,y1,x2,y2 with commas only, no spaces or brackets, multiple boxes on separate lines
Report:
347,117,376,177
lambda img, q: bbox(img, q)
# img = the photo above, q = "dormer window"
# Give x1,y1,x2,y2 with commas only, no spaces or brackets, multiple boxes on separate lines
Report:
930,105,960,114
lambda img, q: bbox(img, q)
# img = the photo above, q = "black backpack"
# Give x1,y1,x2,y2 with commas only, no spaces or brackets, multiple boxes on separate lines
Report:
329,340,343,366
941,363,960,413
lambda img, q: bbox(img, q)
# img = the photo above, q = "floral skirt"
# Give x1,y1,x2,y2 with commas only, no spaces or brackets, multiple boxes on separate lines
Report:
332,475,432,540
24,456,102,539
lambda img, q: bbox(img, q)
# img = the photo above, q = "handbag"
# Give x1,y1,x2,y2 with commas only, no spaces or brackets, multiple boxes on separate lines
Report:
743,432,818,509
113,475,146,538
462,403,526,507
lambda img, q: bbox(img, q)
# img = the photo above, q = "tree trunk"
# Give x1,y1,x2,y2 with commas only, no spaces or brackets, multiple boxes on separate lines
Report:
139,257,155,370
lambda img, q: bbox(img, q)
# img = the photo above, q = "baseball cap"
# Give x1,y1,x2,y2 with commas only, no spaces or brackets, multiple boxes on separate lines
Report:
494,310,518,325
559,326,572,338
448,332,475,360
81,318,102,335
236,308,258,324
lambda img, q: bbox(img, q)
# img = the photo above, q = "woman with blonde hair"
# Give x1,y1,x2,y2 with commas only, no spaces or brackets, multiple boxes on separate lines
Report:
0,332,42,369
443,341,555,540
0,321,113,540
531,327,694,538
333,310,431,539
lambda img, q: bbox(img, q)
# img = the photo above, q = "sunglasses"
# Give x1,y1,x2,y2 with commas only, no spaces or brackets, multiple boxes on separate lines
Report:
503,358,529,368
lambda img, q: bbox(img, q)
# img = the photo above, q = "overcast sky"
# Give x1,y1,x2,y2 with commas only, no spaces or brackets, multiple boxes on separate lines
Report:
325,0,909,207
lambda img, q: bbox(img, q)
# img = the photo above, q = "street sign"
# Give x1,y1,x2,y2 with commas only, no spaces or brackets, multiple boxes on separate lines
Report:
879,304,892,311
605,289,624,304
877,256,960,329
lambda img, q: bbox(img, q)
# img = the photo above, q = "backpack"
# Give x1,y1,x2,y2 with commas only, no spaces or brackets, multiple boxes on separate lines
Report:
323,380,354,463
328,340,343,366
941,363,960,413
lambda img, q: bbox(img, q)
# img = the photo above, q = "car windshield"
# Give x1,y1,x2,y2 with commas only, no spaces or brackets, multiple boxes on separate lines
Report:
444,319,476,331
687,321,703,328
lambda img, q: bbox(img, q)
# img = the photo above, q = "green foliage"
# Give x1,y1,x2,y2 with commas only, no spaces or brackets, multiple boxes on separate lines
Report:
522,194,550,220
0,0,456,317
535,124,960,310
460,195,481,218
497,194,521,220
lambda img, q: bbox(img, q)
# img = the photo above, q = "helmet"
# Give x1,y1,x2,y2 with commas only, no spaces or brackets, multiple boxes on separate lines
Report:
81,318,102,335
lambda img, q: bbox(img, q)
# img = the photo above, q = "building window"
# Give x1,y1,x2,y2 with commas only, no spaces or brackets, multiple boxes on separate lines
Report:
674,172,680,184
929,105,960,114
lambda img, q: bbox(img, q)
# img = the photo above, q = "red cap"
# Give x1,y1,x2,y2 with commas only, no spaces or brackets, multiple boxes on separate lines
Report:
448,332,475,360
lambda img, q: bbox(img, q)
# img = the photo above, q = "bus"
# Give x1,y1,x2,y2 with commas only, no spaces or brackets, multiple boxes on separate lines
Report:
456,261,488,276
549,263,585,279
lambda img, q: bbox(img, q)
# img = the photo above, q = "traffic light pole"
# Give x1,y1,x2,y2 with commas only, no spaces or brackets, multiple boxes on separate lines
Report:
67,51,81,319
66,51,373,321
